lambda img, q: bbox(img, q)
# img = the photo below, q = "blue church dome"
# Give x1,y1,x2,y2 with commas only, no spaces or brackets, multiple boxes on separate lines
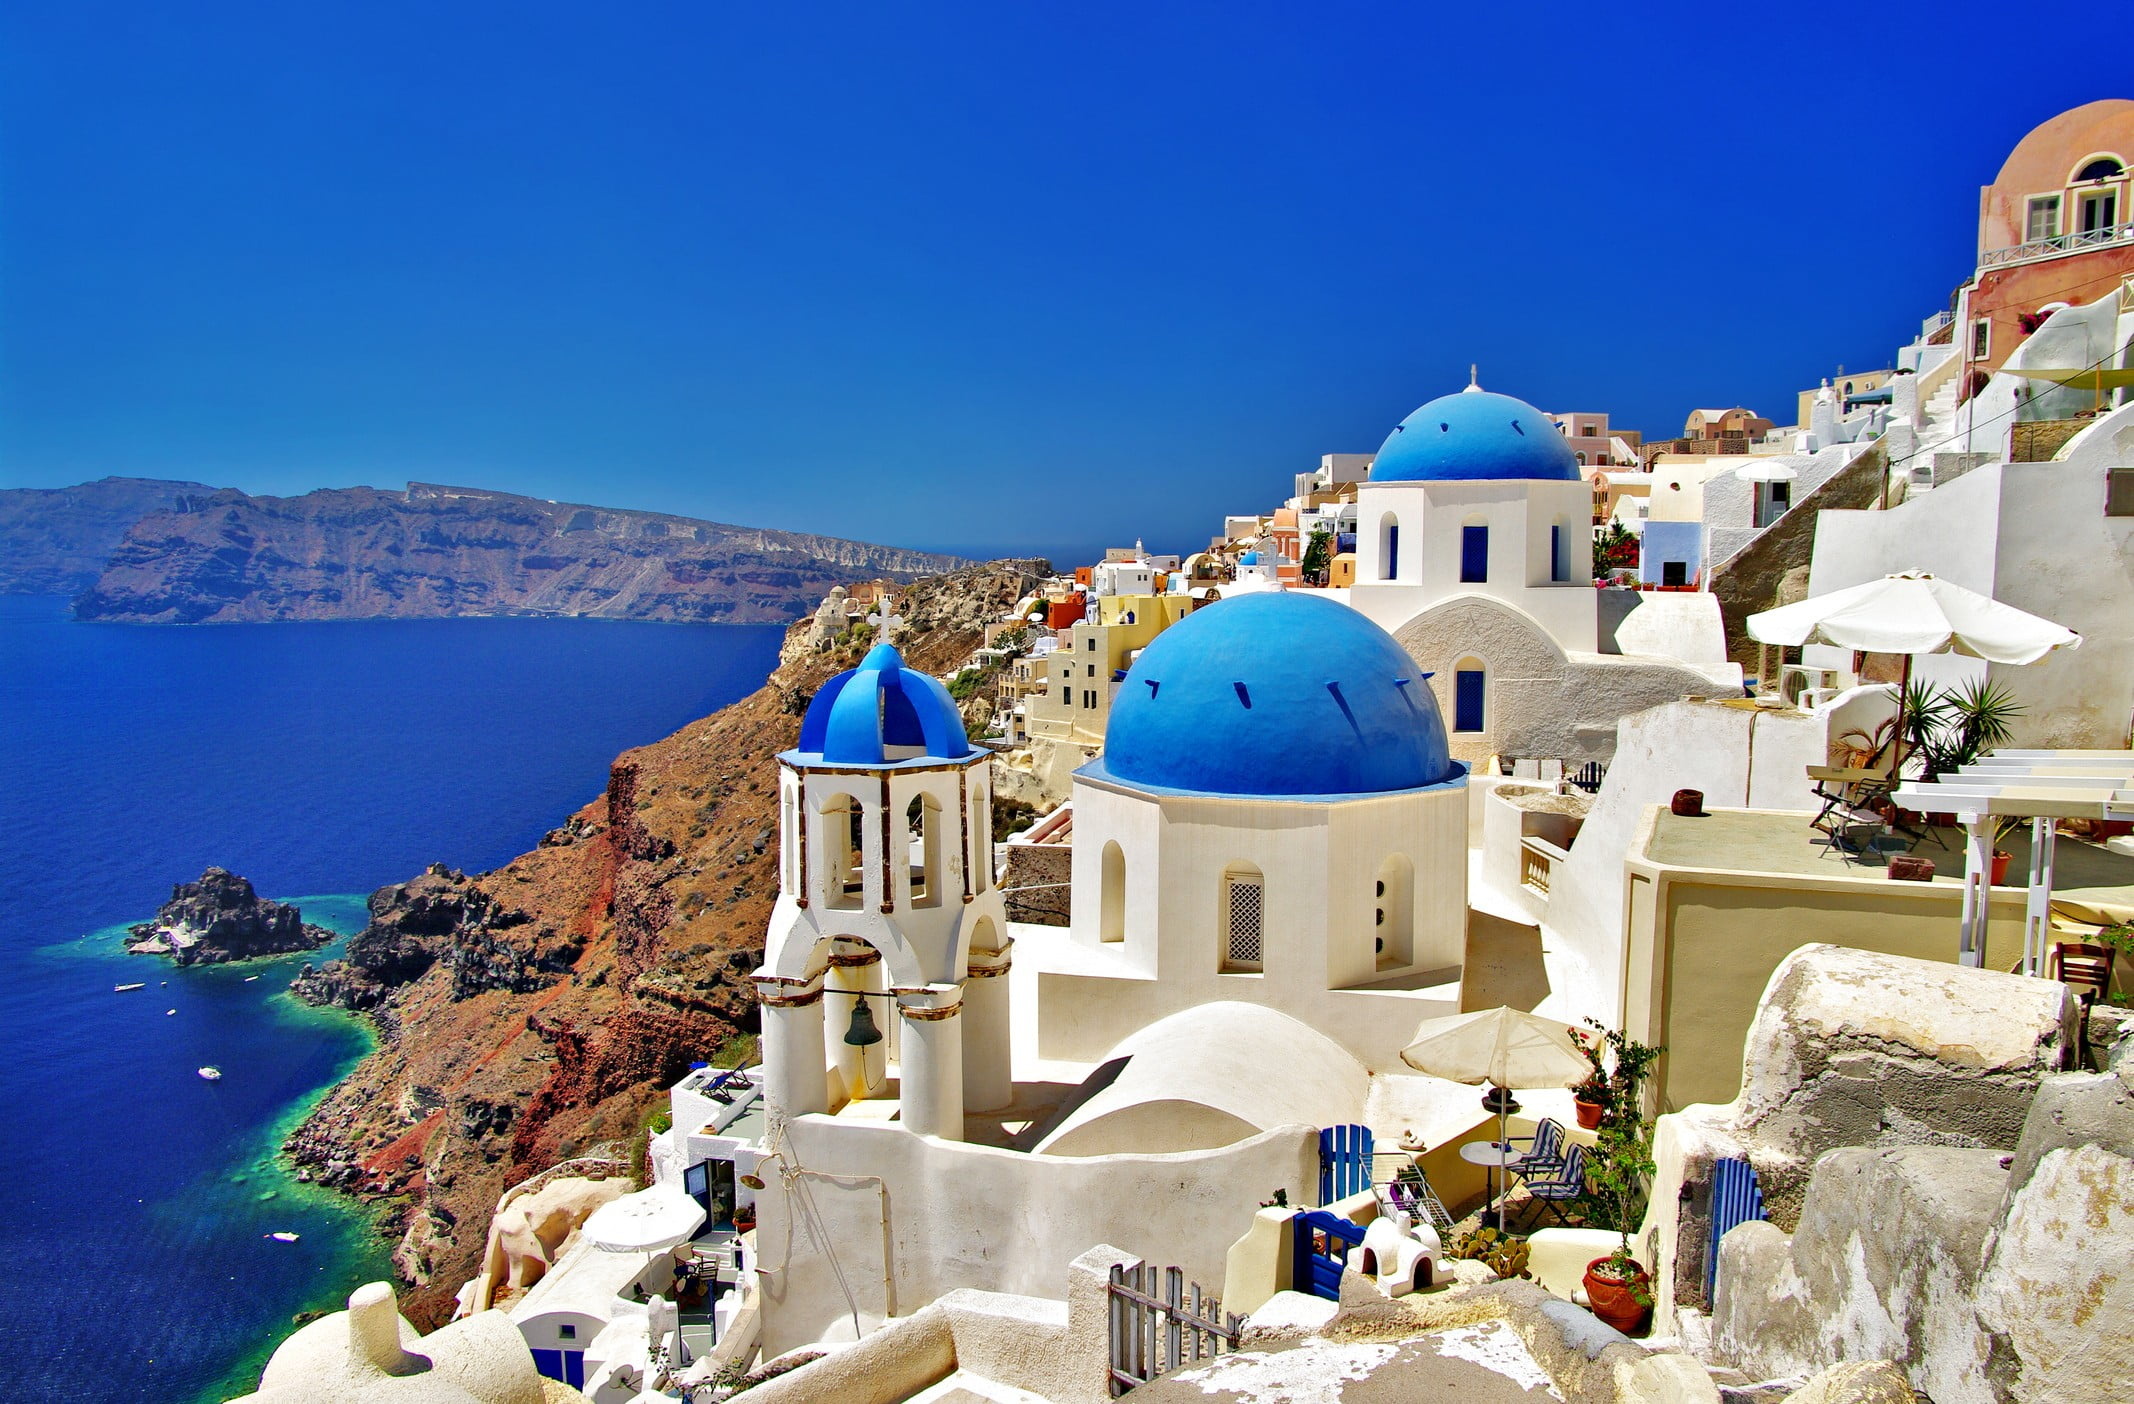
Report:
1368,385,1580,484
788,643,977,767
1092,593,1460,798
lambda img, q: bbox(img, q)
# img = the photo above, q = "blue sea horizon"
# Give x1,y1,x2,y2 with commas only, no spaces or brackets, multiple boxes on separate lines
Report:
0,594,783,1402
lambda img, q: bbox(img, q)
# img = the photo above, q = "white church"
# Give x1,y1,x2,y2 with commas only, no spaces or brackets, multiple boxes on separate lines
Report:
1339,380,1740,769
687,590,1557,1354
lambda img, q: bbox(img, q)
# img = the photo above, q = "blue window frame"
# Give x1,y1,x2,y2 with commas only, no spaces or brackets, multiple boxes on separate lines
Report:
1460,525,1488,583
1454,668,1485,733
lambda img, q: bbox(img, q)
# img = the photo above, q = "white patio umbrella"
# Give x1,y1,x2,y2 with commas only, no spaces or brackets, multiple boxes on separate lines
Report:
1746,572,2080,764
1399,1007,1591,1155
583,1185,707,1255
584,1186,709,1369
1746,570,2080,666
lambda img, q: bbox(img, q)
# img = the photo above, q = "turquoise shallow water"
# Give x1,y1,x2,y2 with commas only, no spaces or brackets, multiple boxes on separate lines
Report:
0,595,784,1402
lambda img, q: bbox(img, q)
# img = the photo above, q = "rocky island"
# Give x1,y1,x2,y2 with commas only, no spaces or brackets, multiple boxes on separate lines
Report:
126,867,337,965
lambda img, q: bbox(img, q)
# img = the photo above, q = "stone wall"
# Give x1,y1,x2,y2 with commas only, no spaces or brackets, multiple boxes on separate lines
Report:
1001,842,1070,926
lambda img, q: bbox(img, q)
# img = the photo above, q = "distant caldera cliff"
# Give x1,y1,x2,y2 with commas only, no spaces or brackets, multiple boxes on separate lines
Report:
0,476,218,595
5,477,968,623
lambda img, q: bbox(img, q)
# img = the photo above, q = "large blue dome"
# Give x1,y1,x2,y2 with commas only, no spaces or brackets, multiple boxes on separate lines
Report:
788,643,977,767
1369,387,1580,483
1093,593,1460,798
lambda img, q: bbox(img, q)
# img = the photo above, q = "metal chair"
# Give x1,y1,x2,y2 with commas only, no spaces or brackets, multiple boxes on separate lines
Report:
1505,1117,1567,1179
1514,1144,1588,1229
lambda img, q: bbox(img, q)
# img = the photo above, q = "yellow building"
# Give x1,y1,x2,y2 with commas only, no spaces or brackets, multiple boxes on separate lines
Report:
1022,594,1193,744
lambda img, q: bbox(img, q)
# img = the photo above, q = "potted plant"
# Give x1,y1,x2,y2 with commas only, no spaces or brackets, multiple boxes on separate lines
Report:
1569,1023,1609,1129
1579,1024,1663,1335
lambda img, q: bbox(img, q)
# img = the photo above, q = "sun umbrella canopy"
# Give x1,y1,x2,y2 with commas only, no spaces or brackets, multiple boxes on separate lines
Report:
1399,1007,1589,1090
581,1185,707,1255
1745,571,2080,666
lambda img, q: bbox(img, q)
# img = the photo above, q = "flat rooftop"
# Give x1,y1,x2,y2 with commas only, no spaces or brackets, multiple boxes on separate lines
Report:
1645,808,2134,914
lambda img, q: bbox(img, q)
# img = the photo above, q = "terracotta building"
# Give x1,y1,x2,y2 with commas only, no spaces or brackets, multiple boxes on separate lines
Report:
1959,99,2134,380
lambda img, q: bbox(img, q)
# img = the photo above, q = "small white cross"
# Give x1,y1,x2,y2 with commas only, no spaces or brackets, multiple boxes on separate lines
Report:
867,603,904,636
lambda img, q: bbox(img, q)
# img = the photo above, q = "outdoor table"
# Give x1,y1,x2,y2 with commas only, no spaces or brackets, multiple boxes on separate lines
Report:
1459,1140,1521,1229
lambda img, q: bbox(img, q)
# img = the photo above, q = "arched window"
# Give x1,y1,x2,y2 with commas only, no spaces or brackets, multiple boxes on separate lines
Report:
1221,863,1264,972
2076,155,2125,182
1453,659,1486,734
1575,452,1587,465
905,793,942,907
1100,840,1125,942
972,789,991,891
822,793,863,910
1378,512,1400,581
1460,518,1489,583
1376,854,1414,970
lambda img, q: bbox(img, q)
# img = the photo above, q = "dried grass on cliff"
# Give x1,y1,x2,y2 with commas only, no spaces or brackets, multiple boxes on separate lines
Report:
285,560,1046,1327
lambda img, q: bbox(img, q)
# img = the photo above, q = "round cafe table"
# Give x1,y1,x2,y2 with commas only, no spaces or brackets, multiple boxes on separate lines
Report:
1459,1140,1521,1230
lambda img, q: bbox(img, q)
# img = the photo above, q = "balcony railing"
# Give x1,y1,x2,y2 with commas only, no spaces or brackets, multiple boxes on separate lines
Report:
1980,220,2134,269
1520,836,1569,896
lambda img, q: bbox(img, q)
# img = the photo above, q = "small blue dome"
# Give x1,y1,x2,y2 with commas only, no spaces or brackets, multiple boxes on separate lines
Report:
1238,550,1260,566
1095,594,1459,798
789,643,976,767
1369,387,1580,483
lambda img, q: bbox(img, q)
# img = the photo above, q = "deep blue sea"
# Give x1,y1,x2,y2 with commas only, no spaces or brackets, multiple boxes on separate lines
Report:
0,595,783,1402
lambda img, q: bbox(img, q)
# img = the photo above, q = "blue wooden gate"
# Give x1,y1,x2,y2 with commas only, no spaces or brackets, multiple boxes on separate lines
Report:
1291,1210,1366,1301
1706,1157,1767,1298
1319,1124,1374,1204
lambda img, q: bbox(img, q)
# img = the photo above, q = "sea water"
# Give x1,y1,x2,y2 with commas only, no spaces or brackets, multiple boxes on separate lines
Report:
0,595,783,1402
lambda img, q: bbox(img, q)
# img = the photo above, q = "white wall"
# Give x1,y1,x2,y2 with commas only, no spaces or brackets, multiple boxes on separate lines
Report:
1531,700,1830,1028
752,1119,1317,1353
1039,775,1468,1071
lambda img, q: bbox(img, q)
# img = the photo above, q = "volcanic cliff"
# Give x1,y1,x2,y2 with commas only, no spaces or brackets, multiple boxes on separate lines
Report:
284,559,1045,1327
74,481,969,624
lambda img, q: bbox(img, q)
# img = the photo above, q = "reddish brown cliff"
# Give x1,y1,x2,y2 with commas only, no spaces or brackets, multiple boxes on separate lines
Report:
286,560,1044,1326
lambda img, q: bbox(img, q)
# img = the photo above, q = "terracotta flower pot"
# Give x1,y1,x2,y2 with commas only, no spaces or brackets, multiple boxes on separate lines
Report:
1991,850,2013,886
1583,1258,1652,1335
1574,1097,1605,1130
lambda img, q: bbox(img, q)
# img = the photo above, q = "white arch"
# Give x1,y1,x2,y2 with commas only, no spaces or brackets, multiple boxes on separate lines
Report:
1100,839,1126,942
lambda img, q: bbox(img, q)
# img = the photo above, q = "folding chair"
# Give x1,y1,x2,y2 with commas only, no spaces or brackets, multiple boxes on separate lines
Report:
1505,1117,1567,1179
1515,1144,1588,1229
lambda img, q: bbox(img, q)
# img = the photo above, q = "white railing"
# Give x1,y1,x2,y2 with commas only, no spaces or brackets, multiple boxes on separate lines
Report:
1980,220,2134,269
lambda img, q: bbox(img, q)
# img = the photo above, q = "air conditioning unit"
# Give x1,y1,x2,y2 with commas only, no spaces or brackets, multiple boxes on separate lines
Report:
1780,665,1843,708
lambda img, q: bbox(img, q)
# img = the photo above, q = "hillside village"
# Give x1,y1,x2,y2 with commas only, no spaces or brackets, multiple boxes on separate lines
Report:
241,102,2134,1404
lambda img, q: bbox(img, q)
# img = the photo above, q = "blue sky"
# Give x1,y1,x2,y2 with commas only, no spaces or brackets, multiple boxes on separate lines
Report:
0,2,2124,562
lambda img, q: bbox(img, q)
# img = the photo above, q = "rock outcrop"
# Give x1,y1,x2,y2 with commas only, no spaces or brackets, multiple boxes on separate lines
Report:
126,867,335,965
74,481,969,624
283,561,1046,1327
1641,944,2130,1403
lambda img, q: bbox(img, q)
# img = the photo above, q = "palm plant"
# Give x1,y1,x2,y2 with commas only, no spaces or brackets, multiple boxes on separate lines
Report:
1915,678,2025,780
